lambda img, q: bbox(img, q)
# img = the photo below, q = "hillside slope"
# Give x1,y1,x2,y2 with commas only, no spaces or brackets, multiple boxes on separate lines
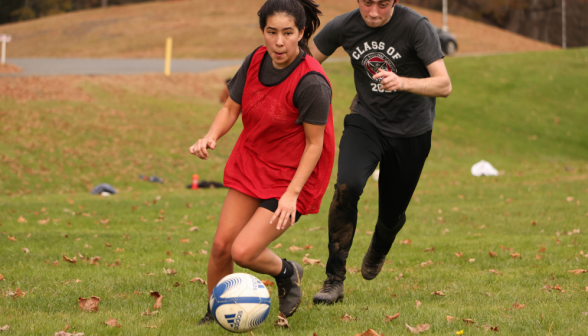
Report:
0,0,557,59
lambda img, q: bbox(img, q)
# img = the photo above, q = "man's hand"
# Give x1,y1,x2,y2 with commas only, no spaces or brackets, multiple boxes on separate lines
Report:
373,69,403,92
189,137,217,160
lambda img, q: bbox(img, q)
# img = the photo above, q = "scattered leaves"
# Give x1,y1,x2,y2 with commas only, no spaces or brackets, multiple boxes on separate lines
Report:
0,274,4,281
302,254,322,266
188,226,199,232
0,325,9,331
481,325,500,332
78,296,100,312
399,239,412,245
190,277,207,284
180,238,190,243
489,251,497,257
406,323,430,334
489,269,503,276
261,279,274,287
423,247,435,252
63,255,77,264
454,252,463,257
385,313,400,322
416,300,422,309
395,273,403,281
54,331,84,336
289,246,303,252
163,268,176,275
446,316,455,322
568,269,587,275
104,318,121,328
462,318,475,324
17,216,27,223
150,291,164,309
341,313,358,322
431,291,445,296
273,243,282,249
355,329,382,336
141,309,158,316
510,253,521,259
7,236,17,242
22,247,30,254
308,226,325,231
275,312,289,328
512,302,526,310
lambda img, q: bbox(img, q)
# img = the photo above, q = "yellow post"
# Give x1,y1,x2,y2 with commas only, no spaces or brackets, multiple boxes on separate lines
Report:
164,37,173,77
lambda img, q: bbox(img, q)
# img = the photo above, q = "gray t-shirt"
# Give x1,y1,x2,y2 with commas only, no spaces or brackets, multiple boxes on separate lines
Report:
228,48,332,125
313,5,444,137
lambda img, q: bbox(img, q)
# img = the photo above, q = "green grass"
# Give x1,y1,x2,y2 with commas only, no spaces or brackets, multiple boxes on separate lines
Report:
1,48,588,335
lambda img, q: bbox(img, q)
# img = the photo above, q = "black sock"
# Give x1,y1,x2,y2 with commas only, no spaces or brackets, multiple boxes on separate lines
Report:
207,302,211,315
273,258,294,280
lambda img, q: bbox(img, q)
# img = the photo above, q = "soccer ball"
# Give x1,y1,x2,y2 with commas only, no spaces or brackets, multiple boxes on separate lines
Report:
210,273,271,333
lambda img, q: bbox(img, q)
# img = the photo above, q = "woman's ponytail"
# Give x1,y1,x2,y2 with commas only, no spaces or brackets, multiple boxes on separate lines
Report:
258,0,322,56
295,0,322,56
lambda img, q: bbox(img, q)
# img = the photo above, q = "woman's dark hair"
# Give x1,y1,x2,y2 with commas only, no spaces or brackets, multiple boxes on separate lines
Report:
258,0,322,56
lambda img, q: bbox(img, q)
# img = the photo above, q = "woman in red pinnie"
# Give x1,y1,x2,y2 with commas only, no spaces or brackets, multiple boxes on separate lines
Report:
189,0,334,324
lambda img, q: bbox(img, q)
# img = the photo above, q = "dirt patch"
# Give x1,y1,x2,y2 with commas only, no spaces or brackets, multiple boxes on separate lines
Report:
0,0,556,59
0,66,236,103
0,63,22,74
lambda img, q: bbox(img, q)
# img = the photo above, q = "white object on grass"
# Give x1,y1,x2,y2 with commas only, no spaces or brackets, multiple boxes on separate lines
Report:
372,169,380,182
471,160,499,176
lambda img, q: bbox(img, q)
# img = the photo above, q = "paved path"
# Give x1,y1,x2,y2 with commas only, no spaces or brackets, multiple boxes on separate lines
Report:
0,58,244,77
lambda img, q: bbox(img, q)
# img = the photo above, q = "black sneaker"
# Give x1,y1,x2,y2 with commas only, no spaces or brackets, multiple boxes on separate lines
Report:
276,260,303,317
312,278,344,304
361,241,387,280
197,311,214,325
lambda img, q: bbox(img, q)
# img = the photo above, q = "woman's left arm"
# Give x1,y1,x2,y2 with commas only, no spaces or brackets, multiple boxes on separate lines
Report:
271,123,326,230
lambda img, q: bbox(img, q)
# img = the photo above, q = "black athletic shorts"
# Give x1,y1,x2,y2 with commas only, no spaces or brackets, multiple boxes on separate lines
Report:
259,198,302,223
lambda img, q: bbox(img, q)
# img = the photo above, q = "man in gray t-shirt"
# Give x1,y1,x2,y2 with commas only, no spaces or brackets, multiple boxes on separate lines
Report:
310,0,452,304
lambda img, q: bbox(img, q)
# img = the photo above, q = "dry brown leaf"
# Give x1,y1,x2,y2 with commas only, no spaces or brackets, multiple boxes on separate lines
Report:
469,259,475,263
420,260,433,267
431,291,445,296
416,300,422,308
489,251,497,257
54,331,84,336
446,315,455,322
462,319,475,324
582,312,588,316
38,218,50,225
535,254,541,259
17,216,27,223
104,318,121,328
163,268,176,275
512,302,526,310
199,249,208,255
53,260,59,266
289,246,303,252
395,273,403,281
500,245,513,252
188,226,199,232
89,257,100,265
190,277,207,284
510,253,521,259
63,255,77,264
105,242,112,247
22,247,30,254
150,291,164,309
308,226,325,231
304,244,313,249
0,274,4,281
273,243,282,249
355,329,382,336
165,258,175,263
385,312,400,322
341,313,358,322
261,279,274,287
78,296,100,312
423,247,435,252
399,239,412,245
539,246,546,253
454,252,463,257
482,325,500,332
275,312,289,328
568,269,587,275
180,238,190,243
0,325,9,331
144,325,157,328
141,308,158,316
302,254,322,266
114,248,125,252
552,284,566,292
489,269,503,276
405,323,430,334
7,236,17,242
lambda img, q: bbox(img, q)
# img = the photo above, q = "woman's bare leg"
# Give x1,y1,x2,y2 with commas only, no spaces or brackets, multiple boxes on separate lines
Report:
207,188,260,297
231,207,291,275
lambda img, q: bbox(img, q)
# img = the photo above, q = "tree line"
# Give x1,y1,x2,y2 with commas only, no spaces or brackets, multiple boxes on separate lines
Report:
405,0,588,48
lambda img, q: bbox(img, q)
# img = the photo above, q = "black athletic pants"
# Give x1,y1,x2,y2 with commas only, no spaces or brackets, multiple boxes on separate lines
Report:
325,114,431,281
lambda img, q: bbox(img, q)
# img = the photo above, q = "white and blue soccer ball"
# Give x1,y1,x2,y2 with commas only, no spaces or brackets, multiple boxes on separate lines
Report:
209,273,271,333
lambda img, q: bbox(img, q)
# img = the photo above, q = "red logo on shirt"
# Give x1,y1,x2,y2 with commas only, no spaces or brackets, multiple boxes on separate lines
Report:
361,52,397,82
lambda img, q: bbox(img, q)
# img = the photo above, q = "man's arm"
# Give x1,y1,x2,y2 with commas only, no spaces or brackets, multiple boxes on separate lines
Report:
373,58,452,98
309,43,329,64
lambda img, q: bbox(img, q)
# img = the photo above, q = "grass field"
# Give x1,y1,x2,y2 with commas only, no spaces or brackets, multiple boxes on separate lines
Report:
1,48,588,335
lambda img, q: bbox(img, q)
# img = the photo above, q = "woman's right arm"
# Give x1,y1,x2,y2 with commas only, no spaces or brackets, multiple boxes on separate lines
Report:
189,97,242,160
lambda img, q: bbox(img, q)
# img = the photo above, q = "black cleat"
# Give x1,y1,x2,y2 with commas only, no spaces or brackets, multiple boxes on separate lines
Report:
276,260,303,317
313,278,344,304
361,241,387,280
197,311,214,325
